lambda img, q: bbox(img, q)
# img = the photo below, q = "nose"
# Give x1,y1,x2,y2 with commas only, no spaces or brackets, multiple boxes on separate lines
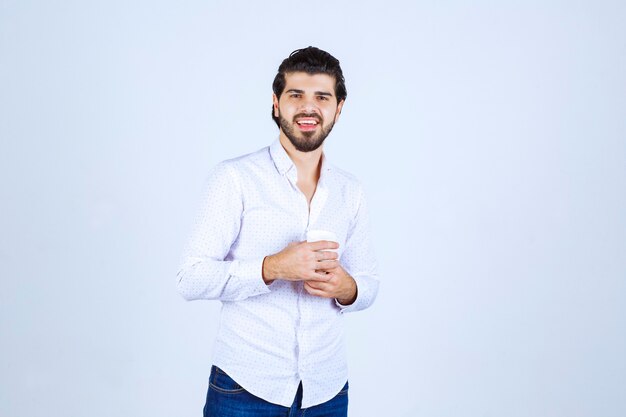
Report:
298,96,318,113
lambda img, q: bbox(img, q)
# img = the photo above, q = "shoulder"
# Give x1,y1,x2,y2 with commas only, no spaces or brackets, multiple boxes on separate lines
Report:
219,145,272,175
208,145,272,181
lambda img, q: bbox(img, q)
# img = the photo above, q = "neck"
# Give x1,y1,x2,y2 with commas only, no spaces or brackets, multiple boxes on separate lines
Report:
279,133,323,182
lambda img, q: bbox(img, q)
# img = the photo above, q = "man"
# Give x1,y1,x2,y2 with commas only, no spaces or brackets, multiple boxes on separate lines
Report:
177,46,379,417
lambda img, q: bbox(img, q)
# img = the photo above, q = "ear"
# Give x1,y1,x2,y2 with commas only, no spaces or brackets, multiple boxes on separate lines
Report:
334,100,345,123
272,94,280,117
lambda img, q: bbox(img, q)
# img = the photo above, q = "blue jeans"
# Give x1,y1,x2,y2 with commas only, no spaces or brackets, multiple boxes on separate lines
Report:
203,365,349,417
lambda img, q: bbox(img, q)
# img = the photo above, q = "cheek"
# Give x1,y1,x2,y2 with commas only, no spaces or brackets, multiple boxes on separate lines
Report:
324,109,338,123
278,104,295,118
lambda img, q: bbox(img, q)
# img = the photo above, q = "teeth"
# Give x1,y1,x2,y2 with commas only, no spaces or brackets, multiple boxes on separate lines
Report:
298,120,317,125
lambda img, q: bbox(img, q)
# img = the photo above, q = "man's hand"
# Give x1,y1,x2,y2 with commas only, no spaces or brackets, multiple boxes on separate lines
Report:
303,264,357,305
262,240,339,284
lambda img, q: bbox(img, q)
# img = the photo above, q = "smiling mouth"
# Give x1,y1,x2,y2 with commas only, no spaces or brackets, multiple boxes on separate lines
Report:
296,118,319,127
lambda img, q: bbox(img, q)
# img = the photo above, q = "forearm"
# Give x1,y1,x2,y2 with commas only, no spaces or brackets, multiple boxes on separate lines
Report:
335,274,358,305
261,255,278,285
335,273,379,313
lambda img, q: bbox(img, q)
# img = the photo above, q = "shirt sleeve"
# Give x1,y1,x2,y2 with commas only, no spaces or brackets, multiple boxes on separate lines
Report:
176,162,271,302
335,184,380,313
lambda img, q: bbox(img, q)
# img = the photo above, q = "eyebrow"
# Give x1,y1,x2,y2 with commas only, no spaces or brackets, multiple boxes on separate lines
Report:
285,89,334,97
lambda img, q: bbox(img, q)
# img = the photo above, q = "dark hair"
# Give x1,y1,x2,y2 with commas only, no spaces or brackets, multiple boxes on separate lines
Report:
271,46,347,127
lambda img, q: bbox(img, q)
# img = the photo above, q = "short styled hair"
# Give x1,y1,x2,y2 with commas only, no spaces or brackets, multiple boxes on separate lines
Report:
271,46,347,127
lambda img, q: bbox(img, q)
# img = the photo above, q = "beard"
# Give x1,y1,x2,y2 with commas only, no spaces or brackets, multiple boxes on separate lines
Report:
279,112,336,153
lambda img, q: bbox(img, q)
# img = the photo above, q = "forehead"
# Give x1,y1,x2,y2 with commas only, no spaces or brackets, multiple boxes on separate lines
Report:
283,72,336,93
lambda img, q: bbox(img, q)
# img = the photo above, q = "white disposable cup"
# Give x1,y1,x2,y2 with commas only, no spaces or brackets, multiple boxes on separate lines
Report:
307,230,338,273
306,230,338,251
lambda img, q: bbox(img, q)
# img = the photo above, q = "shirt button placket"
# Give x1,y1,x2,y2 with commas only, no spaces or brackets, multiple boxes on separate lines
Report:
287,168,311,381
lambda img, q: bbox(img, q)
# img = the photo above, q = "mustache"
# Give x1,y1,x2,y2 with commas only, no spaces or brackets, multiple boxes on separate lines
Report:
293,112,322,122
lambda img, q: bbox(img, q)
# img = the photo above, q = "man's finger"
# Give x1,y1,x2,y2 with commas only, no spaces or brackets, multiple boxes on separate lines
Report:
305,271,333,282
305,280,326,291
315,251,338,261
308,240,339,252
311,260,339,271
304,282,331,298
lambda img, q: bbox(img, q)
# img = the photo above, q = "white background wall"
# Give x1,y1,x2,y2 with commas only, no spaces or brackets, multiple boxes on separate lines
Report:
1,1,625,416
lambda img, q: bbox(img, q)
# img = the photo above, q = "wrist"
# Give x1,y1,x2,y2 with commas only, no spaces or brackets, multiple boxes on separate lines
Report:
337,278,357,305
262,255,276,284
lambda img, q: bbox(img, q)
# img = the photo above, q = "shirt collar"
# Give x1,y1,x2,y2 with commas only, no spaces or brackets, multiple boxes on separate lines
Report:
269,137,332,176
270,138,294,175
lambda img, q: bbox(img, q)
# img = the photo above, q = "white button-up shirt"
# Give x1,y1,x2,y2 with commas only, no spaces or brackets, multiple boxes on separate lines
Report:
176,138,379,408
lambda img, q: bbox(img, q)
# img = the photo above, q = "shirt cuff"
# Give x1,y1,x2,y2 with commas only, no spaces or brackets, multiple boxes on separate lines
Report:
335,298,354,310
228,258,272,298
334,274,379,314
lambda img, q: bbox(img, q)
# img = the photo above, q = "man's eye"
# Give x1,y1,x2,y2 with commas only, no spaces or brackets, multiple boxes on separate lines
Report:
290,94,301,98
318,96,328,101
